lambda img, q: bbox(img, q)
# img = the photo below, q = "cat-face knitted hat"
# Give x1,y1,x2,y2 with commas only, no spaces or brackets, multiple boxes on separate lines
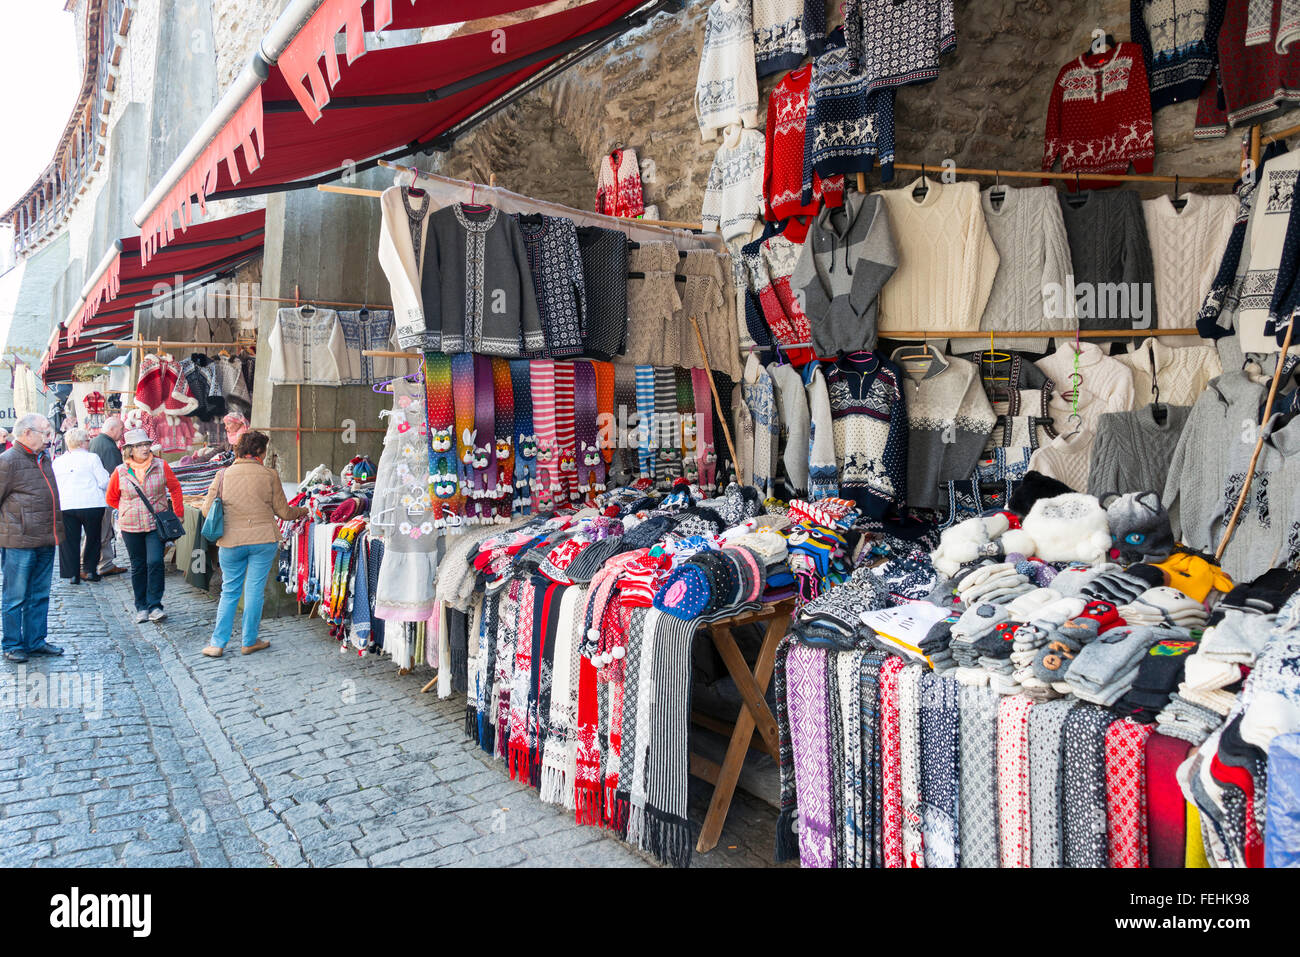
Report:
1101,490,1175,565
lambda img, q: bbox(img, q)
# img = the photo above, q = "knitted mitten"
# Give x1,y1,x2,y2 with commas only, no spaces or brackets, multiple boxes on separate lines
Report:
1032,633,1083,683
971,620,1021,658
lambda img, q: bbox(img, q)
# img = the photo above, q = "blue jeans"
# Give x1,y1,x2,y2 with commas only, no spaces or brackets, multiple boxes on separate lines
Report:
121,530,165,612
212,542,278,648
1,546,55,654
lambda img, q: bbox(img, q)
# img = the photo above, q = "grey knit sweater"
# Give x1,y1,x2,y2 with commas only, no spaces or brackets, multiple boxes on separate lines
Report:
792,192,898,355
1162,370,1268,552
1210,411,1300,582
1087,403,1190,499
1058,190,1156,331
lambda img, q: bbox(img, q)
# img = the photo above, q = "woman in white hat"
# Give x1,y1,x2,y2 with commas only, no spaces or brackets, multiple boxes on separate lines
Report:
104,429,183,622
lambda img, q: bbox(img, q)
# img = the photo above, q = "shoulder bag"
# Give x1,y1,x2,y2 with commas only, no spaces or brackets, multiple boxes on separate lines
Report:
201,469,226,542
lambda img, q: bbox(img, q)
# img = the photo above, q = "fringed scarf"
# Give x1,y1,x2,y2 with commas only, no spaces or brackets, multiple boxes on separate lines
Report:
625,607,662,849
996,694,1034,868
1105,717,1154,868
836,649,866,867
898,663,924,868
918,673,961,869
1062,703,1114,868
601,601,633,827
860,651,887,870
540,586,582,805
639,610,697,867
787,641,835,868
508,577,537,780
878,655,905,868
774,634,801,862
494,579,521,760
474,587,503,751
959,684,1001,869
528,577,563,788
611,604,650,837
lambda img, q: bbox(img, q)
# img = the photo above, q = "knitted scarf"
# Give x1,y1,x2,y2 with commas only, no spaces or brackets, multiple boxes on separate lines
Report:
424,352,458,527
787,641,835,868
554,360,577,503
508,361,536,514
1105,717,1154,868
1061,703,1114,868
898,663,924,868
492,358,515,521
507,578,537,780
531,360,558,507
561,586,585,811
614,363,639,483
654,366,680,482
774,634,801,861
691,367,717,492
634,365,656,478
475,588,502,750
540,585,582,804
827,650,847,866
574,360,603,500
625,606,662,850
494,579,520,759
859,650,886,869
574,651,602,824
470,355,497,524
531,578,565,787
593,360,615,465
1028,698,1076,868
959,685,1002,868
675,366,696,480
878,655,905,867
602,602,633,827
996,694,1034,868
639,610,697,867
836,649,866,867
451,353,476,528
918,672,961,868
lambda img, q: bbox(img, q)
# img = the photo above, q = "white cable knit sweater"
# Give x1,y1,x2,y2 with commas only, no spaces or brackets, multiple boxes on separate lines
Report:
952,185,1073,354
1027,427,1096,492
1117,337,1223,408
701,126,766,242
1142,192,1238,347
696,0,760,141
1036,341,1135,438
876,177,1000,334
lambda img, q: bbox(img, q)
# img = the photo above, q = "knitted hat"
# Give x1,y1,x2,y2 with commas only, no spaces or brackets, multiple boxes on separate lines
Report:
1103,490,1175,564
654,565,710,620
1008,470,1074,514
730,529,788,564
565,534,628,583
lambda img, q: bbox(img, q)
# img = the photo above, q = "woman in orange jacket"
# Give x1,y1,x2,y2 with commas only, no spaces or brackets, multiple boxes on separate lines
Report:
105,429,184,623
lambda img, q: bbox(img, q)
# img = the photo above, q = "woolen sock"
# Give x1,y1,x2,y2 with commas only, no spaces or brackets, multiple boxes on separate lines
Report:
972,621,1021,658
1065,625,1166,692
1006,587,1063,621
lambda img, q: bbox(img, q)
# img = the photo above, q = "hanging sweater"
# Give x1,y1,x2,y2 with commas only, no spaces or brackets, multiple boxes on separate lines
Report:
1130,0,1228,110
891,348,996,510
268,307,348,386
1058,190,1157,330
1116,337,1222,408
842,0,956,92
1199,159,1269,339
594,148,644,219
377,185,432,342
1194,0,1300,134
805,363,838,499
768,360,811,495
824,352,909,516
1027,427,1096,492
1036,341,1136,439
1240,150,1300,351
575,226,630,361
1142,192,1239,344
763,65,844,221
1163,369,1270,548
792,192,898,356
1042,43,1155,175
953,185,1074,355
742,353,779,497
696,0,759,141
801,40,896,205
514,213,587,358
876,177,1000,335
702,125,766,242
757,227,816,363
753,0,807,77
1088,402,1191,498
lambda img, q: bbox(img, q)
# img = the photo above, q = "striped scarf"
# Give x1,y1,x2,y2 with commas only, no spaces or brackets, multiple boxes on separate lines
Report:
554,360,577,503
654,366,679,483
637,610,697,867
574,360,603,500
530,360,558,509
634,365,655,479
470,355,497,523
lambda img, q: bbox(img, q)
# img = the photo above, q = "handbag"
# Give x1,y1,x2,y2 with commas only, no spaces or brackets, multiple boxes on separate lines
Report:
124,471,186,543
202,470,226,542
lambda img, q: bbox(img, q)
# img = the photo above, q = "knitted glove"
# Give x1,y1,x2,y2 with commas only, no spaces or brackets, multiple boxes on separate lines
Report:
1032,633,1084,684
1081,564,1165,604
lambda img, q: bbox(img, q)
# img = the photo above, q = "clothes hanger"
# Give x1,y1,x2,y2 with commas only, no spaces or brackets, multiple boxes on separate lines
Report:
404,168,425,199
1171,173,1187,211
372,355,425,394
988,169,1007,206
981,331,1011,370
912,163,929,200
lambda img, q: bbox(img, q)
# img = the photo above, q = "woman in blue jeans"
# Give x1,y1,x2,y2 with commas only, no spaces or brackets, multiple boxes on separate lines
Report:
198,431,305,657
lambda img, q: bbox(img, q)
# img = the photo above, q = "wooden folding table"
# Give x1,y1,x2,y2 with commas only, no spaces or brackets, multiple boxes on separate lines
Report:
689,598,795,853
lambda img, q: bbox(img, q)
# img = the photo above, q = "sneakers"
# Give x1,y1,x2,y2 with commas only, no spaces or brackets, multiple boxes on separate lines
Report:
135,610,149,623
201,646,223,658
241,640,270,655
148,608,166,623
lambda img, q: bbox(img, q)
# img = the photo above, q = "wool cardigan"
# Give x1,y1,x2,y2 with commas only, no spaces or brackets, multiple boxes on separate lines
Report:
702,125,767,243
891,347,996,510
1058,190,1157,330
1142,192,1239,344
953,185,1074,355
1194,0,1300,136
696,0,759,141
768,360,811,495
514,213,587,358
792,192,898,356
1130,0,1228,110
876,177,999,336
377,185,432,343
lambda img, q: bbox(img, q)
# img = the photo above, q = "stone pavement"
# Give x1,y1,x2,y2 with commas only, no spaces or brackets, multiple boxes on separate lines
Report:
0,567,783,867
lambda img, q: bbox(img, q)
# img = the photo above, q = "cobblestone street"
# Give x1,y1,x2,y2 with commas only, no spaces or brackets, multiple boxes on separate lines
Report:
0,568,780,868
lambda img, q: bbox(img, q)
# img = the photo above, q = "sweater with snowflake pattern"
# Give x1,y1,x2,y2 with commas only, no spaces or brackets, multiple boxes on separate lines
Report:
696,0,759,141
1130,0,1228,110
824,352,909,517
702,125,767,242
753,0,807,78
842,0,956,93
1043,42,1155,176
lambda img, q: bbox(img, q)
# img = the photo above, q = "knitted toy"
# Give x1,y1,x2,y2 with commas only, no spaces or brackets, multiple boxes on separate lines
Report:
1001,493,1111,565
576,441,605,496
1101,490,1175,565
513,434,538,513
931,512,1013,579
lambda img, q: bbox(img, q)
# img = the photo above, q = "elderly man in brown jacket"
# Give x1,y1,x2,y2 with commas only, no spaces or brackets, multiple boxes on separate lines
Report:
0,414,65,662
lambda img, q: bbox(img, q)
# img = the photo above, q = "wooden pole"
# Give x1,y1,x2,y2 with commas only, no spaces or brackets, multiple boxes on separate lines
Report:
1252,124,1263,174
687,315,739,473
294,285,302,482
1216,318,1296,563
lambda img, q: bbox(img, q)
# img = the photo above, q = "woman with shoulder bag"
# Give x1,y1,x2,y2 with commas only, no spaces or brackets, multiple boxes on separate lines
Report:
198,431,306,657
105,429,184,622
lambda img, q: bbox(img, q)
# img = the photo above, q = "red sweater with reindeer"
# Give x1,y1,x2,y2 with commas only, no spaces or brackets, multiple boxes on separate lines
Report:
1042,42,1154,176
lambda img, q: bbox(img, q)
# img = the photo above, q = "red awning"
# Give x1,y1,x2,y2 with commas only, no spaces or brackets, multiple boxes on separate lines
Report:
139,0,671,261
40,209,265,383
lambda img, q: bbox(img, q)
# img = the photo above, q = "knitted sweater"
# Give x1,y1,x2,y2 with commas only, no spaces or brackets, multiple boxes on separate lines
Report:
1087,403,1191,498
757,227,816,363
824,352,908,516
1027,427,1096,492
514,213,587,358
1036,341,1136,438
1058,190,1157,330
1199,161,1265,339
891,348,996,509
1194,0,1300,135
1116,337,1222,407
1240,150,1300,352
696,0,759,141
267,307,348,386
805,363,838,499
792,192,898,356
1131,0,1228,110
1043,42,1155,175
763,65,844,221
952,185,1074,355
741,353,779,497
876,177,1000,335
1163,370,1269,548
842,0,956,92
594,148,644,219
702,125,767,242
768,360,811,495
801,40,896,205
753,0,807,78
1142,192,1238,344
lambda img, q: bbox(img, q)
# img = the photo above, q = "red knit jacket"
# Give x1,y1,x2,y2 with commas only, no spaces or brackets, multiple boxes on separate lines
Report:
763,66,844,222
1043,42,1154,176
594,148,644,219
